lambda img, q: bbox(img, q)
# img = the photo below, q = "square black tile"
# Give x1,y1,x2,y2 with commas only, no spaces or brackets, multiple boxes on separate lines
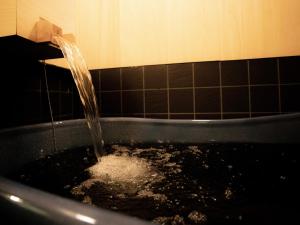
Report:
196,114,221,120
168,63,193,88
223,113,250,119
144,65,167,89
21,91,41,125
100,68,121,91
90,70,100,92
123,113,144,118
281,84,300,112
0,91,21,128
41,91,60,121
221,60,248,86
23,73,42,92
279,56,300,83
169,89,193,113
145,90,168,113
195,88,220,113
72,89,84,119
60,93,73,116
194,61,220,87
249,58,278,84
122,91,143,114
145,114,168,119
22,62,43,91
122,67,143,90
60,70,74,93
58,114,73,121
101,91,121,114
96,91,102,110
44,65,62,91
170,114,194,119
40,92,51,122
251,113,279,118
222,87,249,112
251,86,279,112
14,60,43,92
0,64,20,93
102,113,122,117
49,92,60,119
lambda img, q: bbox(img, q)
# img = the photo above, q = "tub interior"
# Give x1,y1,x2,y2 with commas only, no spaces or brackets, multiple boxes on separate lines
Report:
5,142,300,225
1,114,300,225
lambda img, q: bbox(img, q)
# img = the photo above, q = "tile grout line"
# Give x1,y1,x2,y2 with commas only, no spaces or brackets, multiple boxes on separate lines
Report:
142,66,146,118
39,69,42,121
99,83,295,93
113,112,283,115
166,65,170,119
247,60,252,117
98,70,102,116
218,61,223,119
58,75,62,119
192,63,196,120
120,68,123,116
277,58,282,113
71,78,74,118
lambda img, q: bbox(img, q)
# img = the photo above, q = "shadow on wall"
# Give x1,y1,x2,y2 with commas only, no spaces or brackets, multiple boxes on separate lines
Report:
0,56,84,129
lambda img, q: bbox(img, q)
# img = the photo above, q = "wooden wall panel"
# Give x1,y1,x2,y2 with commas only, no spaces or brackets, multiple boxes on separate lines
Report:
1,0,300,69
0,0,17,37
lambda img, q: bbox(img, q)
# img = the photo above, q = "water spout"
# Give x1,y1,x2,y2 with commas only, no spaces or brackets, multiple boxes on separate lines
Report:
54,35,104,161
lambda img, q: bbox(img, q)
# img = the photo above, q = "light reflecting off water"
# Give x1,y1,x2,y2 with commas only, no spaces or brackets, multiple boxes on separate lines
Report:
9,195,23,203
54,36,104,160
75,214,96,224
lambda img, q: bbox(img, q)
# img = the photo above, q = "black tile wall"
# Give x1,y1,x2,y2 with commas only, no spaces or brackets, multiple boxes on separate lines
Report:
170,114,194,120
194,61,220,87
122,67,143,90
222,87,249,112
97,56,300,120
281,85,300,112
168,63,193,88
169,89,193,113
279,56,300,83
145,114,168,119
221,60,248,85
249,58,278,84
101,91,121,115
251,86,279,112
122,91,144,114
144,65,167,89
196,114,221,120
223,113,250,119
100,68,121,90
0,56,88,129
90,70,100,91
145,90,168,113
195,88,220,113
1,54,300,129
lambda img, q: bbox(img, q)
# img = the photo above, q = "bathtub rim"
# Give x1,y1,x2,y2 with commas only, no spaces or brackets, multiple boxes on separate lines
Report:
0,112,299,134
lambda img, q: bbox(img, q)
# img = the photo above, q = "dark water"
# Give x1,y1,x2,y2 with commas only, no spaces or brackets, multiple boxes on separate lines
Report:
7,143,300,225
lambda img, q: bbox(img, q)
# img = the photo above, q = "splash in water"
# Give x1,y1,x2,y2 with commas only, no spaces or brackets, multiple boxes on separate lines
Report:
54,35,104,160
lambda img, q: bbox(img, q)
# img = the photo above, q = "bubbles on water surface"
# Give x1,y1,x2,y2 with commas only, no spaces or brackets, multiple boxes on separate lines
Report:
69,144,218,224
10,142,300,225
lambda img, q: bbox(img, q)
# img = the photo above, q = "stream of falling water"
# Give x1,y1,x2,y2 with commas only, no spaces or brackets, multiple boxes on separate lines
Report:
54,35,104,161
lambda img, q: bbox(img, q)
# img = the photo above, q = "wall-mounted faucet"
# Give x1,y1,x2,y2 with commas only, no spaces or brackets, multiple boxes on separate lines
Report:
29,18,63,44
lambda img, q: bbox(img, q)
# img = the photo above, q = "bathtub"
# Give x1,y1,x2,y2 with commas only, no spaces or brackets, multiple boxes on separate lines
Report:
0,113,299,225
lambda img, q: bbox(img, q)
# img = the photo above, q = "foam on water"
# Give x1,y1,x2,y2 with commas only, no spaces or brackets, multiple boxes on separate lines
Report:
71,146,165,197
88,155,161,185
